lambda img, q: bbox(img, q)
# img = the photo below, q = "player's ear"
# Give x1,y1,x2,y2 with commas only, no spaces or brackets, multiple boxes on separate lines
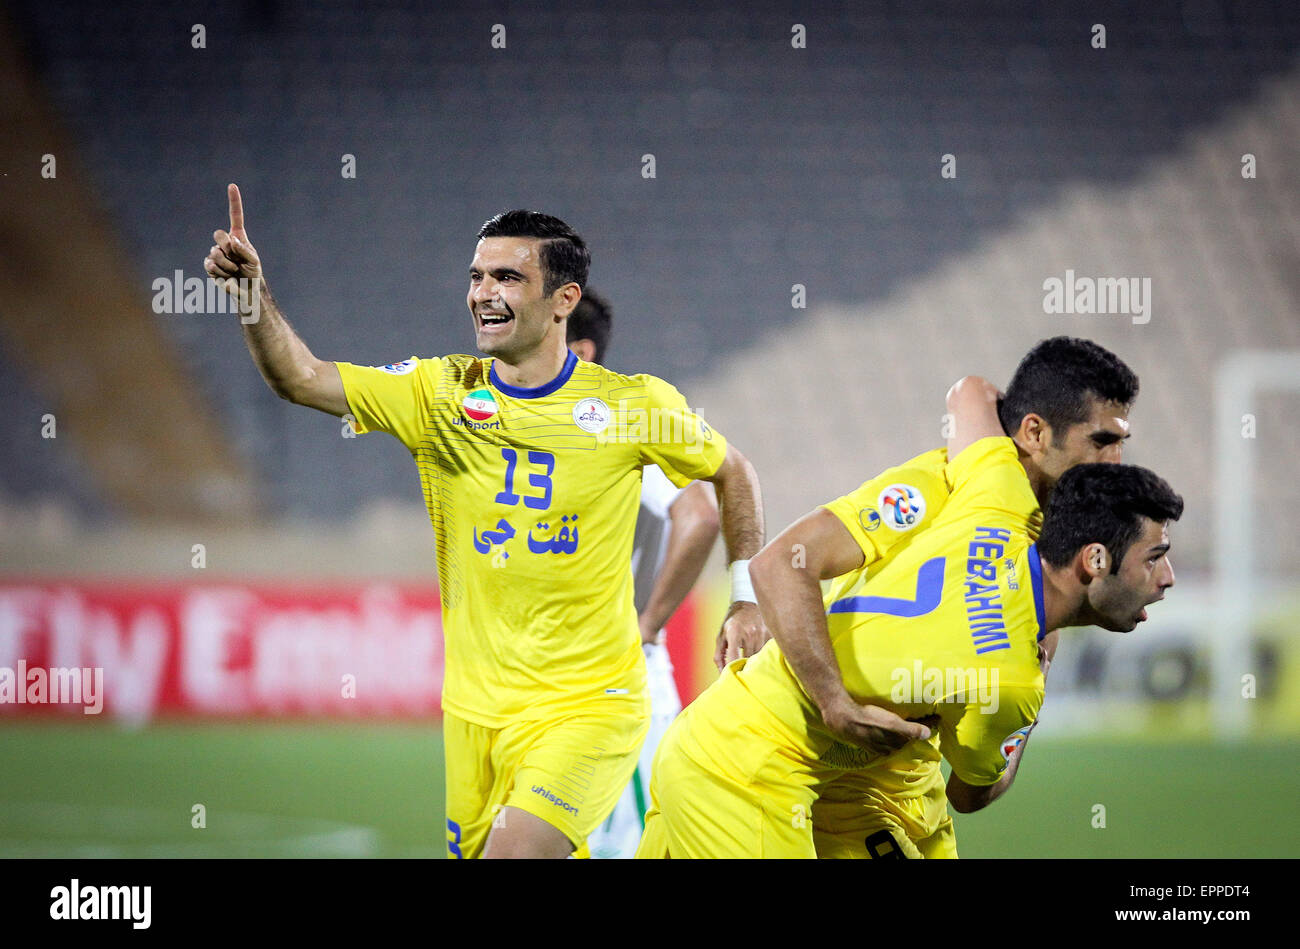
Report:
569,338,596,363
1080,542,1110,580
1016,413,1050,456
553,282,582,319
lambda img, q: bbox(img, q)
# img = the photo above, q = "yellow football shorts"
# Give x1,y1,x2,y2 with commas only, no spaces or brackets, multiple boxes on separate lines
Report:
444,705,649,859
812,772,958,859
635,677,822,859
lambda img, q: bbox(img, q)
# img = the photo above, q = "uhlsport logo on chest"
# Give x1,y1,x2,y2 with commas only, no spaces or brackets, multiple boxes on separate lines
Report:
462,387,499,422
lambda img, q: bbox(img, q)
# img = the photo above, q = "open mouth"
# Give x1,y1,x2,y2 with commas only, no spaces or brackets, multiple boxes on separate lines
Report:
478,311,513,327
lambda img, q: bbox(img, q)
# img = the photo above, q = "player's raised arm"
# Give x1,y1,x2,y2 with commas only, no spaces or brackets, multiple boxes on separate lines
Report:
204,183,348,416
749,510,936,753
946,375,1004,458
702,444,767,668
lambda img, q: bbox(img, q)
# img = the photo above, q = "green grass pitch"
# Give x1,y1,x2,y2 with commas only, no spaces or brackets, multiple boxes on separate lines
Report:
2,721,1296,857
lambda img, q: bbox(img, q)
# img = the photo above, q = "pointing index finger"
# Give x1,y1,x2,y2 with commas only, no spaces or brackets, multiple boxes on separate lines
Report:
227,183,245,233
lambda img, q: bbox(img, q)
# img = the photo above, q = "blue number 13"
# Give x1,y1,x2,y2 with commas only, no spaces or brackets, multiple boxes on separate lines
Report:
495,448,555,510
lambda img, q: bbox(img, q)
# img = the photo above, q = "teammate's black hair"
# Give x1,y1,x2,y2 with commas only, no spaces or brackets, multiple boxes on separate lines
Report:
998,337,1139,442
566,288,613,364
477,210,590,295
1038,464,1183,572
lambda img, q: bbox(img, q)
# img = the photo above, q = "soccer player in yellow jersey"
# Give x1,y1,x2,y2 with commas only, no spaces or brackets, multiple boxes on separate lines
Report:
204,185,765,859
636,377,1180,858
790,339,1141,857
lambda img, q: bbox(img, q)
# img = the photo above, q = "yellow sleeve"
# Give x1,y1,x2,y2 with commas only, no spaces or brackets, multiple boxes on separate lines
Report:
943,436,1039,522
821,449,949,567
635,375,729,488
941,680,1043,786
335,357,435,451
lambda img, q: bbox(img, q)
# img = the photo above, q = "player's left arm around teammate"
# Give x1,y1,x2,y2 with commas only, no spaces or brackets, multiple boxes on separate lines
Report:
702,444,767,669
638,481,720,645
946,728,1033,814
946,643,1052,814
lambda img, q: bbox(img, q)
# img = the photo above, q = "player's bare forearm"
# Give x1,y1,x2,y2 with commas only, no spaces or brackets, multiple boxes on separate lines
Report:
239,283,347,415
706,445,763,564
204,183,348,416
749,524,850,714
638,482,719,644
705,446,765,667
238,281,312,394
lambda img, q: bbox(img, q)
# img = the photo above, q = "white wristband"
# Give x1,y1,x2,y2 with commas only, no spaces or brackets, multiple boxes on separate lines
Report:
729,559,756,604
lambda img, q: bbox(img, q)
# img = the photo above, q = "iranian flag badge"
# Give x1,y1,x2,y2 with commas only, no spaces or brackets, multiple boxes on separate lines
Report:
462,387,499,422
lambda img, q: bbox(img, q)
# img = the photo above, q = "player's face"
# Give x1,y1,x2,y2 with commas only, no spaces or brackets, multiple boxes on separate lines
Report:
467,237,562,362
1040,399,1131,485
1087,519,1176,632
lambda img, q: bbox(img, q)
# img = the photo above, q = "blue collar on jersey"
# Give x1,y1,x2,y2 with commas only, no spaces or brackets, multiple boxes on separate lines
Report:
489,349,577,399
1028,543,1047,642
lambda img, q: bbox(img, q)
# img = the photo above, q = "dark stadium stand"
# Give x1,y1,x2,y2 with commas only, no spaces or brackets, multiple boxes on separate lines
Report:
2,0,1297,536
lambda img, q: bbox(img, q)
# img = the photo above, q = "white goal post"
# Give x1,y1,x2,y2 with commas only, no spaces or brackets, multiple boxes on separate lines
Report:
1213,350,1300,739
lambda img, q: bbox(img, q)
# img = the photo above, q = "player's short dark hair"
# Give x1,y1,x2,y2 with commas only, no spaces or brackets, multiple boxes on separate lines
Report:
1038,464,1183,572
477,210,590,295
998,337,1139,442
567,288,613,364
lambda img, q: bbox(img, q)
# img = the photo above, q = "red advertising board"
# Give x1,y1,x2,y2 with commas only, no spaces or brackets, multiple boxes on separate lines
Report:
0,581,445,721
0,580,705,722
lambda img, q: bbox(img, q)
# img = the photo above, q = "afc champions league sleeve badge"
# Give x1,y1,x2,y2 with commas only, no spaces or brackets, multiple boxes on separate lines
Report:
1000,725,1033,763
376,357,418,375
878,484,925,531
572,397,611,434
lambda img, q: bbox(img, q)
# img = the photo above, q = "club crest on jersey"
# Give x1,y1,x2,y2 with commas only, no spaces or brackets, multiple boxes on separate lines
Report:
572,397,610,434
1000,725,1033,762
878,484,924,531
463,387,499,422
859,507,881,532
377,357,418,375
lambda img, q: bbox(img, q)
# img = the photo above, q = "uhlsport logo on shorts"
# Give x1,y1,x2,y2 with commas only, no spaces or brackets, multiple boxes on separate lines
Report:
531,784,579,815
879,484,924,531
462,387,499,422
572,397,610,434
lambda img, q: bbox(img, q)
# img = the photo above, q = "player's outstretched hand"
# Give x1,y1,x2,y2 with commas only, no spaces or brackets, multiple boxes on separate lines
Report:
713,601,769,671
203,183,263,314
821,696,939,758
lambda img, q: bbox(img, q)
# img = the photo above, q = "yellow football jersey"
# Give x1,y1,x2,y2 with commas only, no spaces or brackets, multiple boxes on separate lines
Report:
336,350,727,727
821,445,1042,607
811,441,1044,856
732,436,1047,789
